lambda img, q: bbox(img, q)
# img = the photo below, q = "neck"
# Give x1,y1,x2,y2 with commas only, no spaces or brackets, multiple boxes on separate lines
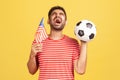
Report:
49,30,64,40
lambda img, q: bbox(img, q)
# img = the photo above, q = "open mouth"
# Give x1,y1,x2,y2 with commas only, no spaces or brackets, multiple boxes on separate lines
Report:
54,18,62,24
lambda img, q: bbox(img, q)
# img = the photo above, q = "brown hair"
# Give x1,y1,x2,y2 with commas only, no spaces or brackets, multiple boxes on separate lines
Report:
48,6,67,20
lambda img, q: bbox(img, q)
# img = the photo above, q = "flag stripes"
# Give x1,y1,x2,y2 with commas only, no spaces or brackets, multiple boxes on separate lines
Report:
33,18,48,44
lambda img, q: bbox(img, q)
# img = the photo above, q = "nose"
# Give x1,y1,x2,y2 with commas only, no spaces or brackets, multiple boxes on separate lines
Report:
54,14,59,19
56,13,61,17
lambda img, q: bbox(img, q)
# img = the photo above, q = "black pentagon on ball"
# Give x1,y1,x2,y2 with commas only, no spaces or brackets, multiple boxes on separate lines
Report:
89,33,95,39
78,30,84,37
86,23,93,29
76,21,82,26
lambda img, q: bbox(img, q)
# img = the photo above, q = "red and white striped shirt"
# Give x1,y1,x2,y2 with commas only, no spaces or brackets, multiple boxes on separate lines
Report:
37,35,80,80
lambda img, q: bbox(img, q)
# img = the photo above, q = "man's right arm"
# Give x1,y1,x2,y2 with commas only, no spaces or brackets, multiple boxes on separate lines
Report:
27,43,42,75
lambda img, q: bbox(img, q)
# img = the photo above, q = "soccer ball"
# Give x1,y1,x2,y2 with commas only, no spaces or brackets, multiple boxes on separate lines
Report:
74,20,96,42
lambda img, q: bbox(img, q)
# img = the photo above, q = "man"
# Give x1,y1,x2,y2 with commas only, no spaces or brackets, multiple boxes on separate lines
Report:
27,6,87,80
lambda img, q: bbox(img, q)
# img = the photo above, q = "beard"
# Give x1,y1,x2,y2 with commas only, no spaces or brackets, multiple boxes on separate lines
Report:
50,22,65,31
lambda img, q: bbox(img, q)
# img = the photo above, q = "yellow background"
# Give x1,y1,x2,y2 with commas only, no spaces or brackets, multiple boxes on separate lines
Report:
0,0,120,80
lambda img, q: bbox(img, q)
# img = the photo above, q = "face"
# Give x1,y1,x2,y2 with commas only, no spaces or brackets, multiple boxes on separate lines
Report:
48,9,67,31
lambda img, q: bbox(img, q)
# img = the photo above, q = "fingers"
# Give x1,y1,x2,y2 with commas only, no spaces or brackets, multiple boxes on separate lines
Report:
31,43,43,56
33,43,42,49
34,43,42,51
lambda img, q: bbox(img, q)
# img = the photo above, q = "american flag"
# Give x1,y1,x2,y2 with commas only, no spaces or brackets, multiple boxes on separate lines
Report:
33,18,48,44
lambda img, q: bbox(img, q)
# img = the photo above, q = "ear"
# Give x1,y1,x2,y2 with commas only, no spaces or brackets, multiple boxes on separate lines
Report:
65,20,67,25
47,19,50,24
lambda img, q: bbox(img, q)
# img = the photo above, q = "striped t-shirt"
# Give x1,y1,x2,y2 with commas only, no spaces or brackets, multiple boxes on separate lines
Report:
37,35,80,80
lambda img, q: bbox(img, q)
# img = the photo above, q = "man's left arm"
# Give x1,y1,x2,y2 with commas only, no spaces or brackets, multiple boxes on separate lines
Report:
74,41,87,74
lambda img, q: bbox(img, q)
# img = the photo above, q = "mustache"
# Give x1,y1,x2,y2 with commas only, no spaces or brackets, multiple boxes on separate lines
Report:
53,16,62,21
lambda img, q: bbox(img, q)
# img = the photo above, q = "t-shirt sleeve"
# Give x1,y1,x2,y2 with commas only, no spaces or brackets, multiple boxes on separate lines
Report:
73,40,80,60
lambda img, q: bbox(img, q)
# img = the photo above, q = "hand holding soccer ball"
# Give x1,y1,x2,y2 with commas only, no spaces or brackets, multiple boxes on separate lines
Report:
74,20,96,42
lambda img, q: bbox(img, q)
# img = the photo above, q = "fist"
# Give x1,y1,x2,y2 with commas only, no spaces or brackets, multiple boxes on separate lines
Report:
30,43,42,58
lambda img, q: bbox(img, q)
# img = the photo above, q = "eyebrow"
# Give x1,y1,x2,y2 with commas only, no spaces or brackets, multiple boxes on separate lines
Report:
51,11,65,15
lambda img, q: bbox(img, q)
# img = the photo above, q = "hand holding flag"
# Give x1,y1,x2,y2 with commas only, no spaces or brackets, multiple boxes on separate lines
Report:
33,18,48,44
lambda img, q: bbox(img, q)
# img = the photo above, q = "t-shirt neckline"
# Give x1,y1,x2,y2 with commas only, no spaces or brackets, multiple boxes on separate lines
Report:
48,35,66,41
